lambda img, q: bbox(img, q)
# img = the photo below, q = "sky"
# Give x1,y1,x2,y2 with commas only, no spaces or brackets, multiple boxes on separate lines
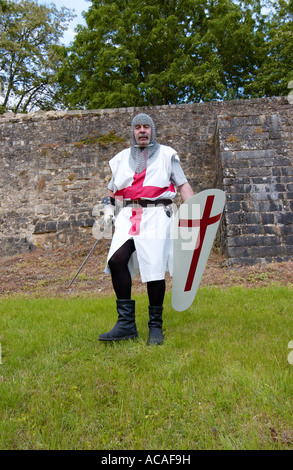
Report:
39,0,89,45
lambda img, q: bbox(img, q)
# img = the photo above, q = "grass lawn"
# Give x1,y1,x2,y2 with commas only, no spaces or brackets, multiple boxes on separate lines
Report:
0,286,292,450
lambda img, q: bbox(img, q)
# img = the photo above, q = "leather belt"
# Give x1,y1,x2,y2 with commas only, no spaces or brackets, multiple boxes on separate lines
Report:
124,199,172,208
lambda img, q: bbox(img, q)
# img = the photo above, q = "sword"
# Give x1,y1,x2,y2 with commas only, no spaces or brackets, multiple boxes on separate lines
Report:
68,218,112,287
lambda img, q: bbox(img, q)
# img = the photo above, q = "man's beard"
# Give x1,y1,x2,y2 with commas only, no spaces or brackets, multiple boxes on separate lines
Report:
130,140,160,174
137,133,150,147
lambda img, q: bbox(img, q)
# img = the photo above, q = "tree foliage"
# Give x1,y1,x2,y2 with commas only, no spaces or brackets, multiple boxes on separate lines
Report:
1,0,292,112
56,0,293,110
0,0,74,113
246,0,293,97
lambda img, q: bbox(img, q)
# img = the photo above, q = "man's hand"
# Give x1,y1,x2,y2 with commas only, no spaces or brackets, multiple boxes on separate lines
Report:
104,204,115,223
102,196,115,224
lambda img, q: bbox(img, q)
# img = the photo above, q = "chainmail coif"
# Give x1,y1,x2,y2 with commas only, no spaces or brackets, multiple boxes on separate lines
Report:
129,113,160,174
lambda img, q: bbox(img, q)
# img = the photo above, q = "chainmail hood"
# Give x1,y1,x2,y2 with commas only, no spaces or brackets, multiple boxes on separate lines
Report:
129,113,160,174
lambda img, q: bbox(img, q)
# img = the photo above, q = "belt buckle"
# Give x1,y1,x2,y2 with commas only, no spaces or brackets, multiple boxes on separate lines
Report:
124,199,139,208
132,199,140,208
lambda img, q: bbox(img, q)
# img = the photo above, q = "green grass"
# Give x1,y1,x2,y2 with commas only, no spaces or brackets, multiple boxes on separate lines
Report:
0,286,292,450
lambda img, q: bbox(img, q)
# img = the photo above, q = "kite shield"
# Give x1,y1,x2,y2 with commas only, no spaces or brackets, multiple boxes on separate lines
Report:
171,189,226,312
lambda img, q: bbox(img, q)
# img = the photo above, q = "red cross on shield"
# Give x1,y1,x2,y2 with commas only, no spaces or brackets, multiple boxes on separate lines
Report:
172,189,226,311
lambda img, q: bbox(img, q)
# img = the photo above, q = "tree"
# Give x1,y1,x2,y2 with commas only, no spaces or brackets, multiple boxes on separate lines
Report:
245,0,293,97
0,0,74,113
57,0,277,109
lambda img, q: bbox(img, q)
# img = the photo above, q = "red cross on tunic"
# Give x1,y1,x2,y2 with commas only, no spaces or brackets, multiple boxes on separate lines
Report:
114,169,175,235
114,169,175,200
178,195,222,292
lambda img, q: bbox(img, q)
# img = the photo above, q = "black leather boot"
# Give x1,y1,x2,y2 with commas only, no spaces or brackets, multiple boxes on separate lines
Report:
98,299,138,341
147,306,164,345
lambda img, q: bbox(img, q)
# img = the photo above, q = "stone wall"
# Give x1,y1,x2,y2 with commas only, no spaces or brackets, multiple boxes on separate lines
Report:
0,96,292,264
217,110,293,264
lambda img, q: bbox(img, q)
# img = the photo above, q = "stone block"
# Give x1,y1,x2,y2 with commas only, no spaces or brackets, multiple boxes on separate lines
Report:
35,204,51,215
241,225,263,235
57,220,71,230
34,222,46,234
235,149,275,160
228,257,262,266
45,221,57,232
261,213,275,225
284,235,293,247
277,212,293,225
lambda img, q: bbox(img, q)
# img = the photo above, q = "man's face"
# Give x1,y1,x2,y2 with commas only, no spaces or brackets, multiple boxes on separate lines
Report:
133,123,152,148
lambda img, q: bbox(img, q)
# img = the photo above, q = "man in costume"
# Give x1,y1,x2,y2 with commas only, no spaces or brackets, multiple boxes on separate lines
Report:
98,113,194,345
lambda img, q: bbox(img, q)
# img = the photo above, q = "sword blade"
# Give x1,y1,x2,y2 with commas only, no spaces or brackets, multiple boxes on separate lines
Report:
68,219,112,287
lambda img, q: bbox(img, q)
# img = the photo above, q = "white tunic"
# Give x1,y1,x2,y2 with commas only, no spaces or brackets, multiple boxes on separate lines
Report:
104,145,180,282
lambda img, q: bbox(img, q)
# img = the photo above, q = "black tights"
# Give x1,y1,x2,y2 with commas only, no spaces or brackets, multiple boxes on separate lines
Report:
108,239,165,306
